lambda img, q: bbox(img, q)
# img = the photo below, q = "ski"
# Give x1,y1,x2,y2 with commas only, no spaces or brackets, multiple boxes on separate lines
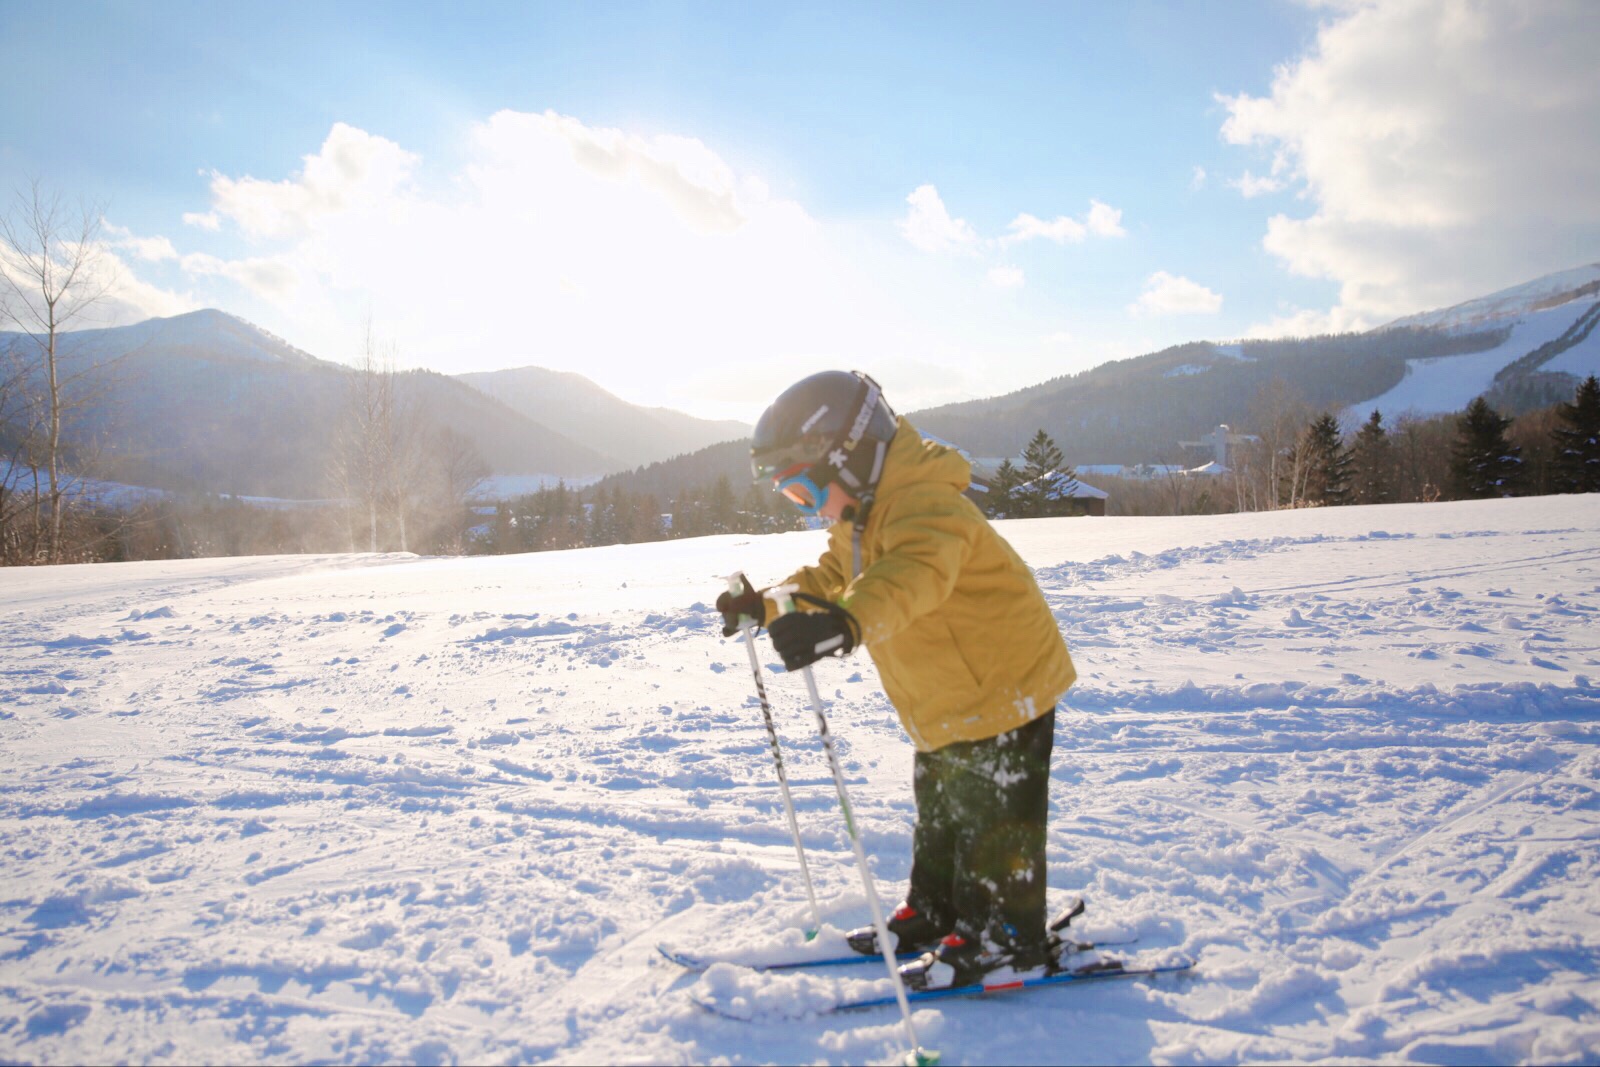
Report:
836,957,1196,1011
659,937,1135,974
693,957,1196,1018
661,896,1114,975
657,942,917,973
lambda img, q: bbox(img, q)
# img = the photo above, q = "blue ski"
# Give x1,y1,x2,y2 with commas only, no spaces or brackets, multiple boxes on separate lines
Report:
694,957,1195,1017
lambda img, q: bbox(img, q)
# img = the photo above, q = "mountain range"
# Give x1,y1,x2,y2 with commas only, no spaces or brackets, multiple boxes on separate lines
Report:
0,310,748,498
457,366,748,469
4,262,1596,501
595,262,1600,496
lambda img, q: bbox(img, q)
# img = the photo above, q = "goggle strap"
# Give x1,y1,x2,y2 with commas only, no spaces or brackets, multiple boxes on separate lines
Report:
866,439,887,486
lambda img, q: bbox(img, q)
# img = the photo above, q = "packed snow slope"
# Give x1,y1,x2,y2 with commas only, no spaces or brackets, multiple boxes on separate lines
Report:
3,497,1599,1065
1360,263,1600,419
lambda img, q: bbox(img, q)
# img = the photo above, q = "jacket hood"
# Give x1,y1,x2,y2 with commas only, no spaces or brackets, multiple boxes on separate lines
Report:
872,417,971,500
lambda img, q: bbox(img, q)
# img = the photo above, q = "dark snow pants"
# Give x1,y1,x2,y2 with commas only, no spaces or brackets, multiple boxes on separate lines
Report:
905,708,1055,952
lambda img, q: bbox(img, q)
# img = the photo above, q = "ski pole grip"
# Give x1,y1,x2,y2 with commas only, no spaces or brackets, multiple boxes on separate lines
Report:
724,571,760,632
765,583,800,617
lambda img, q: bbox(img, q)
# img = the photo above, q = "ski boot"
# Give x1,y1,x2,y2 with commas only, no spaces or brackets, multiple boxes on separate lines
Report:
845,902,948,957
898,931,1049,991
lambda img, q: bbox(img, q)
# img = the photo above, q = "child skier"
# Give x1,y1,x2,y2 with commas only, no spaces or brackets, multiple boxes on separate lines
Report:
715,370,1077,991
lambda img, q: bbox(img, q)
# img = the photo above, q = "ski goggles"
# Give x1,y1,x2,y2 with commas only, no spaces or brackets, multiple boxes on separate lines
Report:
773,463,831,517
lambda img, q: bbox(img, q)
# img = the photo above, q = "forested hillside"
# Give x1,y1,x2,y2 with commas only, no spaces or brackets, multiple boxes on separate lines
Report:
0,311,616,500
914,327,1511,462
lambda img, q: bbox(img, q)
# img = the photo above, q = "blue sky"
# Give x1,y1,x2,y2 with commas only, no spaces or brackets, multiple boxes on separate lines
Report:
3,1,1597,418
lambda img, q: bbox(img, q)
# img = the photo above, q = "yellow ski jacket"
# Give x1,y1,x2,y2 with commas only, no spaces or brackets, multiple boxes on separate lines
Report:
768,417,1076,751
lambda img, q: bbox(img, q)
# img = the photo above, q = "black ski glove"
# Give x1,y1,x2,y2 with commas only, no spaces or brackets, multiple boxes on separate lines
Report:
769,606,859,671
716,584,765,637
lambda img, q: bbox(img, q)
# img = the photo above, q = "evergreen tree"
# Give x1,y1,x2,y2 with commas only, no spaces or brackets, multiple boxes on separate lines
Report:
1300,412,1353,506
1018,429,1070,517
988,458,1021,518
1552,375,1600,493
707,474,738,534
1450,397,1525,499
1349,410,1393,505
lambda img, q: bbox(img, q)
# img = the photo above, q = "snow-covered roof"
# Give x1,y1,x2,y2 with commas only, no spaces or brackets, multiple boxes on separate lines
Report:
1015,469,1109,500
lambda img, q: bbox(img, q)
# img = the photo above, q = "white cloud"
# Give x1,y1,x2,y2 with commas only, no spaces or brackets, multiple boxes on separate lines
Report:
988,266,1025,288
182,211,221,231
1129,271,1223,316
0,227,194,331
1002,199,1125,245
157,113,1001,414
1005,212,1086,245
1086,200,1126,238
1240,303,1372,339
181,252,300,299
1191,166,1208,190
96,114,1156,417
206,122,420,239
95,253,196,322
104,223,178,262
1221,0,1600,326
900,184,977,253
1229,171,1283,198
474,110,748,235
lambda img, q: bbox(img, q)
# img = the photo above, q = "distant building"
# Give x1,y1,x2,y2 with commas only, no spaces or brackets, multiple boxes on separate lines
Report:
1177,424,1259,475
1077,463,1186,481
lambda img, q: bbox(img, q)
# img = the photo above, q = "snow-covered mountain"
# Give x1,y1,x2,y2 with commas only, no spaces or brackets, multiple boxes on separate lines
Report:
1385,263,1600,331
1354,263,1600,419
908,261,1600,464
14,262,1600,498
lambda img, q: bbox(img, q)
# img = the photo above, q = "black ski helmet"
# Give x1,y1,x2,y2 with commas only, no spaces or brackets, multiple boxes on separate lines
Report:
751,370,898,500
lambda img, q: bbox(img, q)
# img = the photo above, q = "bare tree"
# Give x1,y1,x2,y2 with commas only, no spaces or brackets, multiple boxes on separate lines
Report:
1391,412,1454,503
338,324,391,552
1155,448,1198,515
430,425,489,554
329,323,435,553
0,182,115,562
1246,378,1313,509
0,343,32,562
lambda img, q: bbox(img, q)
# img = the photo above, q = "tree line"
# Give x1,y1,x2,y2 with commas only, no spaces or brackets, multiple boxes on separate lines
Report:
473,473,805,555
1098,375,1600,517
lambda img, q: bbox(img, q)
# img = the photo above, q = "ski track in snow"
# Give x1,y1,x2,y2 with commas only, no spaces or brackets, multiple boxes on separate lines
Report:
2,497,1599,1064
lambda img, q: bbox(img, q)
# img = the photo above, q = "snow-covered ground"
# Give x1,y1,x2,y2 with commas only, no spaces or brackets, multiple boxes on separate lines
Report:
3,496,1599,1065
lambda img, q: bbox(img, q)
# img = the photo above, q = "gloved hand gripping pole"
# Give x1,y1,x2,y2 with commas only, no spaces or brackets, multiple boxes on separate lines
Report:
766,585,936,1067
726,573,822,938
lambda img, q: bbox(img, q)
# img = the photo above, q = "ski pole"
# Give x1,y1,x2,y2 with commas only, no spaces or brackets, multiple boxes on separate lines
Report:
726,573,822,939
766,585,937,1067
